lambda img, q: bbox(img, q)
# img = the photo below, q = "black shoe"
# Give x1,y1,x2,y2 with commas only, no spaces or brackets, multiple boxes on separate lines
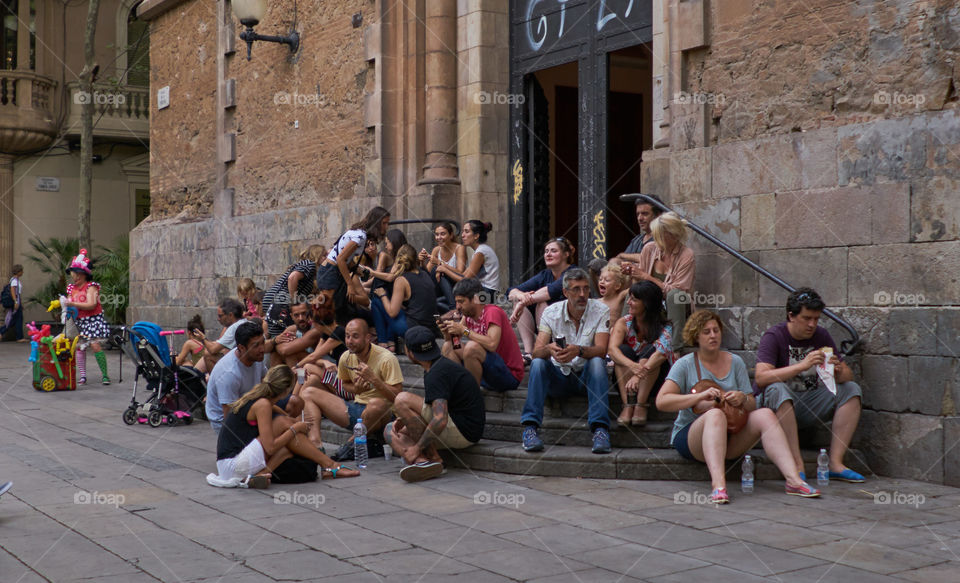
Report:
331,439,355,462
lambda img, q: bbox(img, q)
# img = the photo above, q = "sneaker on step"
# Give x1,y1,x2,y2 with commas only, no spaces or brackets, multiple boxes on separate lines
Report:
521,425,544,452
591,427,612,454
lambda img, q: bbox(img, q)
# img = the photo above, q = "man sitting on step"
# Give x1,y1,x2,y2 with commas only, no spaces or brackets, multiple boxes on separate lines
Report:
754,287,865,483
520,268,613,454
439,277,524,392
299,316,403,455
388,326,485,482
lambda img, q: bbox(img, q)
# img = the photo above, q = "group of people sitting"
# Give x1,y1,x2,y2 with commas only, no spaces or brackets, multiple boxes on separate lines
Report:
195,202,865,503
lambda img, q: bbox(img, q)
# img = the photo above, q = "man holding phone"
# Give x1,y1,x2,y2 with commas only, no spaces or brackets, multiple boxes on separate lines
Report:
298,316,403,453
519,268,613,454
438,278,524,392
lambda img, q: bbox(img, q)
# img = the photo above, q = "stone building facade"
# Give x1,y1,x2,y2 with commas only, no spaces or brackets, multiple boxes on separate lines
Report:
134,0,960,483
1,0,150,324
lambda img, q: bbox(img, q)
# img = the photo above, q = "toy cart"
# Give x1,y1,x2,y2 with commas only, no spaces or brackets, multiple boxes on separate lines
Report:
31,338,77,392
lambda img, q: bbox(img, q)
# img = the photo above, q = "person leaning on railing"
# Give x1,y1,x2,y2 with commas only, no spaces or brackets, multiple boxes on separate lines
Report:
624,212,695,350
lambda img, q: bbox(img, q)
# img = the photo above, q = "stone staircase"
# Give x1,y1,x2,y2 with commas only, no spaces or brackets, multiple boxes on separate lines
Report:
320,356,872,480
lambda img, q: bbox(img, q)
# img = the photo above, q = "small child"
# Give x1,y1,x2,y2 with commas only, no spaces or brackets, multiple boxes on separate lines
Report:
176,314,208,372
237,278,263,318
598,264,629,319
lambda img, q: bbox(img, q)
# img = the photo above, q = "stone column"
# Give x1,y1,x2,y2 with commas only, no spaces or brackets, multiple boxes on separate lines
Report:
420,0,459,184
0,155,13,278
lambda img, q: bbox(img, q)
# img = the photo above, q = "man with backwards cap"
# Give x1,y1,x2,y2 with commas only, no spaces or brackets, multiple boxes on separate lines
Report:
388,326,485,482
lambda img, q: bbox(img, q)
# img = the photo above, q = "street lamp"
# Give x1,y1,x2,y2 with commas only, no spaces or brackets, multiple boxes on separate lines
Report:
232,0,300,61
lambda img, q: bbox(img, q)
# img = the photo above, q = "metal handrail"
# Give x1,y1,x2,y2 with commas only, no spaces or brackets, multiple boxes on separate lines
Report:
620,193,861,356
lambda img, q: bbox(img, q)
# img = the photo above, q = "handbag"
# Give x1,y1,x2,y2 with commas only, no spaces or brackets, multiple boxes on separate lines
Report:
693,353,747,434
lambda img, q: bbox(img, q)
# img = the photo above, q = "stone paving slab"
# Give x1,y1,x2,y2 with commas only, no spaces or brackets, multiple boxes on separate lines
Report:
0,342,958,581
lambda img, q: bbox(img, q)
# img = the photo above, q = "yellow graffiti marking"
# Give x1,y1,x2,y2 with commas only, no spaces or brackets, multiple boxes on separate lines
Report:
512,159,524,205
592,210,606,258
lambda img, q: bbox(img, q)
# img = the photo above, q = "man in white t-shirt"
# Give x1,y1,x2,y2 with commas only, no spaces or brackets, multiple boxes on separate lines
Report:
194,298,247,370
519,268,612,454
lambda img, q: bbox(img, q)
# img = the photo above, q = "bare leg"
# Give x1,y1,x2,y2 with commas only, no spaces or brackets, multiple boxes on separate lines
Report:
390,392,433,464
687,409,729,490
726,409,804,487
516,308,536,354
460,342,486,385
299,386,350,447
829,397,861,472
440,340,463,364
774,401,805,474
614,363,634,423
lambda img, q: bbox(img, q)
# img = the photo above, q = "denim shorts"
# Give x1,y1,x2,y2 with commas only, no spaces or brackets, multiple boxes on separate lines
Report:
346,401,367,427
672,422,697,461
481,351,521,392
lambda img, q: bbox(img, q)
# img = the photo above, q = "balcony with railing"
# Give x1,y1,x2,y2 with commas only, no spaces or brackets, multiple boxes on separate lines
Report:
0,70,58,153
65,82,150,141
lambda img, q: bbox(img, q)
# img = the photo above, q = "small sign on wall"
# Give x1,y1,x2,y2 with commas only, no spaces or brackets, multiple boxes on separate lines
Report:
157,86,170,110
36,177,60,192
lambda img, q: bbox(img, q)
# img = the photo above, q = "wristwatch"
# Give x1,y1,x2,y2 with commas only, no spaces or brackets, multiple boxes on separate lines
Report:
463,328,470,338
577,345,583,357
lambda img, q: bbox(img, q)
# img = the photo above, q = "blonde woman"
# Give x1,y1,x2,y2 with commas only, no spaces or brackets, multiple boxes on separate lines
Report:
628,212,695,348
263,245,327,338
207,365,359,488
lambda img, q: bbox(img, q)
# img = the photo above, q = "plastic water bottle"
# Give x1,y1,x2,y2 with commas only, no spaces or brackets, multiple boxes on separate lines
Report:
353,421,368,469
817,448,829,486
741,455,754,493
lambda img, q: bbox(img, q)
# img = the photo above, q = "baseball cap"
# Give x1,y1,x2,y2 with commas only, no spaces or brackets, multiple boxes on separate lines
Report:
404,326,441,361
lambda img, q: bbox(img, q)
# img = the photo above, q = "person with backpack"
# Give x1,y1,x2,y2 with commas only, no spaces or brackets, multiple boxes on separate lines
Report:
0,264,24,341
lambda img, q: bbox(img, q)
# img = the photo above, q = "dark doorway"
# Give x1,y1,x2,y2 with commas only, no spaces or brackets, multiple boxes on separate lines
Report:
606,44,652,256
554,85,579,253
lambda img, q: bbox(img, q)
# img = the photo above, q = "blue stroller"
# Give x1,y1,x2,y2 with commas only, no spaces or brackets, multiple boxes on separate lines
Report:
118,322,207,427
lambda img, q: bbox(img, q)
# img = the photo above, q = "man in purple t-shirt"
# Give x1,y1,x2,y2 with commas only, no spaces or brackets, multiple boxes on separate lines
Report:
754,288,865,483
439,278,524,392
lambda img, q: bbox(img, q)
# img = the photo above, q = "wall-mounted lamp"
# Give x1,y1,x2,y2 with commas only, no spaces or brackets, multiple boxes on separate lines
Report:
232,0,300,61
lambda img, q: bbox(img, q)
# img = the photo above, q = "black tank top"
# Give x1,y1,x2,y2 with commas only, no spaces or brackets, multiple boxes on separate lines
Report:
402,269,439,329
217,400,260,460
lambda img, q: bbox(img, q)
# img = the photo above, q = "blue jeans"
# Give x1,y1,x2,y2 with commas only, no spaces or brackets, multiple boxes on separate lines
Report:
370,295,407,343
521,357,609,429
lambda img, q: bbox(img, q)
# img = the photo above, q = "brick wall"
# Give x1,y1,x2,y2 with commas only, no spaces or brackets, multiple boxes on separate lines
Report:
643,0,960,483
147,1,219,219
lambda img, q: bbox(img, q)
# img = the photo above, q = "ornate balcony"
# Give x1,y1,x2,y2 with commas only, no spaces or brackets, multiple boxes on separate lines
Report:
0,70,58,153
65,82,150,141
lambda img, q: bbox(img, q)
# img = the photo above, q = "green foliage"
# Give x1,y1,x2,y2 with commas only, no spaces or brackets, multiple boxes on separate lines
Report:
24,236,77,310
24,235,129,324
94,236,129,324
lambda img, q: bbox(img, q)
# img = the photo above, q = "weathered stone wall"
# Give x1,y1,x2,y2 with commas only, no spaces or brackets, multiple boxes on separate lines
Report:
133,0,378,325
146,1,219,219
231,0,373,215
643,0,960,483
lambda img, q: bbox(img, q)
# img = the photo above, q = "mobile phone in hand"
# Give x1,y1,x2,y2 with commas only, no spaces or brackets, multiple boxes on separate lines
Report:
554,336,566,348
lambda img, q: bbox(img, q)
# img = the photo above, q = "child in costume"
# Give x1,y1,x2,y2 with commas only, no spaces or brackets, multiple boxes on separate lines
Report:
63,249,111,385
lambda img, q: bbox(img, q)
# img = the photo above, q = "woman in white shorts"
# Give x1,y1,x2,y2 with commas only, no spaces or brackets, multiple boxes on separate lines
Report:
208,365,359,488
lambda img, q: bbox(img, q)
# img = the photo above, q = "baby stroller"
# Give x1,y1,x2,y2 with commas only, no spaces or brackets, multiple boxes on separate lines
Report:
118,322,207,427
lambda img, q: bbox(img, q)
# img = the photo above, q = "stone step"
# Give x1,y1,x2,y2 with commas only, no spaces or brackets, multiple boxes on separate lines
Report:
481,412,673,448
438,440,873,481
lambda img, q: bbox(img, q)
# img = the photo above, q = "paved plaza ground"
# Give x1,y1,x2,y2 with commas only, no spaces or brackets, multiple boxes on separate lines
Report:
1,343,959,582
